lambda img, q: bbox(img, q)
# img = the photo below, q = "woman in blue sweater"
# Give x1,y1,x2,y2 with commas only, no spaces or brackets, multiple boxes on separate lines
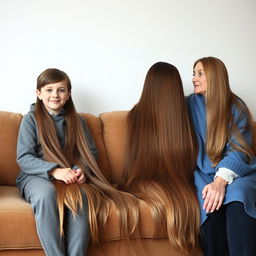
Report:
187,56,256,256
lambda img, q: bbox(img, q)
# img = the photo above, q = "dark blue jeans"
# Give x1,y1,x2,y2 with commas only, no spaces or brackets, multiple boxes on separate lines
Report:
200,201,256,256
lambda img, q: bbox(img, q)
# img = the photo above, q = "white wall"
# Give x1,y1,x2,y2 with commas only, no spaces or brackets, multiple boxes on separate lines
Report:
1,0,256,118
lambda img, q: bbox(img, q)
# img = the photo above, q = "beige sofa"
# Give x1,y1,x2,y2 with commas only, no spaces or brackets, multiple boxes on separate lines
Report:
3,110,254,255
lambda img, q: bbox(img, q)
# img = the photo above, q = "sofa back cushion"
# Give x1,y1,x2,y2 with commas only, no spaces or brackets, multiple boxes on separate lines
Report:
0,111,23,185
99,111,128,183
79,113,111,181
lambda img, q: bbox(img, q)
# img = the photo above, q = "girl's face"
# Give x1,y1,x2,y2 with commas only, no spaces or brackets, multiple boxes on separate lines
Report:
192,62,207,95
36,81,70,115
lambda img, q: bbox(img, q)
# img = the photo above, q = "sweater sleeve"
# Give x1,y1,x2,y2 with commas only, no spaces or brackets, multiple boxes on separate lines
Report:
216,107,256,177
16,114,59,179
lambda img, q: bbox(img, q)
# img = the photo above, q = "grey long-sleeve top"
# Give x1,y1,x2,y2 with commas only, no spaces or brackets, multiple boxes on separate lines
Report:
16,104,98,194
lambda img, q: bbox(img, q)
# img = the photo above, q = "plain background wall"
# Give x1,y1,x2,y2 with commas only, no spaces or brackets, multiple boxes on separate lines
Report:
1,0,256,118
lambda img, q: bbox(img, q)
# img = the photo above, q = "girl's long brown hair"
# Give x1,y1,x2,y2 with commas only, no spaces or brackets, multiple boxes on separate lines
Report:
34,68,139,244
121,62,200,254
194,57,254,166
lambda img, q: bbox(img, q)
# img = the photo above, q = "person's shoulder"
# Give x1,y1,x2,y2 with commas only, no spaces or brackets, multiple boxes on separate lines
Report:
187,93,205,103
186,93,194,101
186,93,198,105
22,104,36,125
231,97,248,117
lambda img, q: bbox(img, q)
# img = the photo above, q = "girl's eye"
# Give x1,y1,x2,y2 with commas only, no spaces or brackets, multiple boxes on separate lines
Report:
46,89,52,92
59,89,66,93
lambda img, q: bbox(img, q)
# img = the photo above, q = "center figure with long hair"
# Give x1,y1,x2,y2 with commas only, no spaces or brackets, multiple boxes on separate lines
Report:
120,62,200,254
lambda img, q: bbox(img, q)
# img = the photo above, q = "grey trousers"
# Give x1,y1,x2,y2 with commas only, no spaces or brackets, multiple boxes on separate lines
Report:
23,176,90,256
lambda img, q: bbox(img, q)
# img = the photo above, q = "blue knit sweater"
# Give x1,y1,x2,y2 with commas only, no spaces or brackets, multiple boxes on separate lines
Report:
187,93,256,223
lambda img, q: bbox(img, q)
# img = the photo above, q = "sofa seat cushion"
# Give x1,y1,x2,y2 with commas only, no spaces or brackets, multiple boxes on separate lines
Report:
87,239,202,256
101,199,168,242
0,186,41,250
0,186,168,251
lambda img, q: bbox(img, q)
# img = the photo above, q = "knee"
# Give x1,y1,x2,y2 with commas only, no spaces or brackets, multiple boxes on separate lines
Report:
32,185,57,205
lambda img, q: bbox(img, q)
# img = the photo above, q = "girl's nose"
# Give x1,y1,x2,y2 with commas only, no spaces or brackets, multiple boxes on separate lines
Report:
52,90,58,97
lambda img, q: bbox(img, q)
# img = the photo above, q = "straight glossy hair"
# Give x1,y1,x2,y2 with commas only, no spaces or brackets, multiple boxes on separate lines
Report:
35,68,138,244
121,62,200,254
194,57,254,166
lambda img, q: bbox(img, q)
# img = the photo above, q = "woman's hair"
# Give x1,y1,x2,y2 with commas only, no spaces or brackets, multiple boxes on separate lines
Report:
194,57,254,166
35,68,138,244
121,62,200,254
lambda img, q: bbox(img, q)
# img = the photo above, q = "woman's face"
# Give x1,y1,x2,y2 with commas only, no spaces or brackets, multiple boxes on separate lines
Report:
192,62,207,95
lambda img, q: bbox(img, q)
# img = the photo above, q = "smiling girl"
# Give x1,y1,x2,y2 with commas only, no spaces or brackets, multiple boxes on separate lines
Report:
16,68,137,256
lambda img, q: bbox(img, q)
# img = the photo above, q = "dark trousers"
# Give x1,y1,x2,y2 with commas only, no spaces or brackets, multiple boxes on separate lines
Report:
200,201,256,256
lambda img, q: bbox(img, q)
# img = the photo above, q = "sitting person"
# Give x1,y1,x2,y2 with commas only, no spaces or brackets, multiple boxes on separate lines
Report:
16,68,138,256
120,62,200,254
188,56,256,256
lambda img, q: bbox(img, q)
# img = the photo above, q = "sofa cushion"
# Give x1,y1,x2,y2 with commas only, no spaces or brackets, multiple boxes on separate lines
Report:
0,186,41,250
79,113,111,181
0,186,168,251
87,239,202,256
0,111,23,186
99,111,128,183
101,199,167,242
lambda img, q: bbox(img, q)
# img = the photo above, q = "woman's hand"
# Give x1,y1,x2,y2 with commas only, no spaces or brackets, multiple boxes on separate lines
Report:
49,168,78,184
202,176,228,213
74,169,86,184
